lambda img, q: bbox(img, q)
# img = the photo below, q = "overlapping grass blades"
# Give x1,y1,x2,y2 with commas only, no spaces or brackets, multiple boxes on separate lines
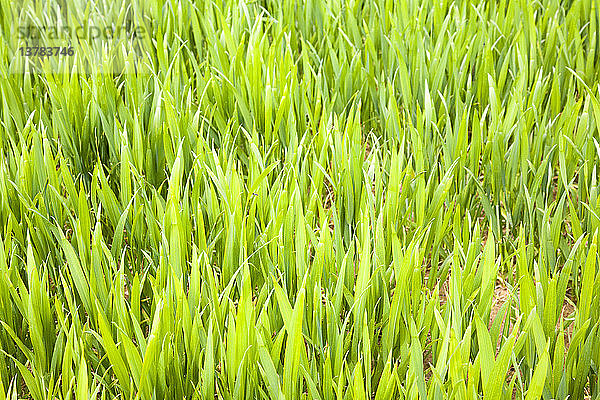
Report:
1,0,600,398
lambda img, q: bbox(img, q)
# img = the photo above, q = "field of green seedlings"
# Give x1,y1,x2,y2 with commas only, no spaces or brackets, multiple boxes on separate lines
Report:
1,0,600,398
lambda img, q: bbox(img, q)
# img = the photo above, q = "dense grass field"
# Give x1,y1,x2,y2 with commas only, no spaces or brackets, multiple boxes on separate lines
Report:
1,0,600,398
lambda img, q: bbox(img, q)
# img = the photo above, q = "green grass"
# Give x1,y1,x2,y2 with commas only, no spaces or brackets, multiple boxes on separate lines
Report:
1,0,600,398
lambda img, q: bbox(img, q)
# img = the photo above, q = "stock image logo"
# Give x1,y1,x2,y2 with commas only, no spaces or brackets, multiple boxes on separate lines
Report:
10,13,152,74
17,24,148,41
